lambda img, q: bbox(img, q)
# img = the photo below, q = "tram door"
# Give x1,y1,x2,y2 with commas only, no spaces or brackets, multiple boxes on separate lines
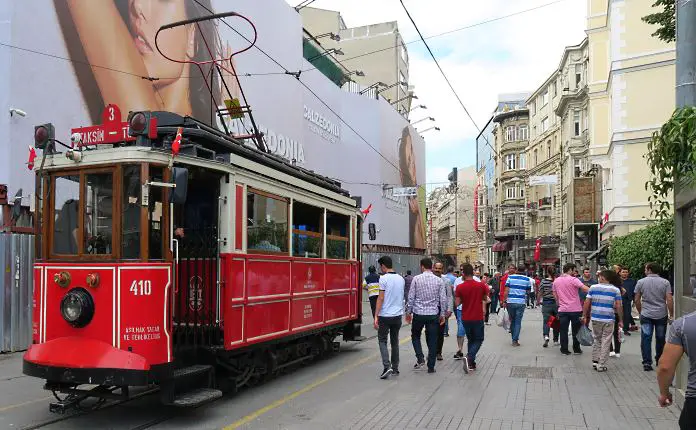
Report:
172,167,222,349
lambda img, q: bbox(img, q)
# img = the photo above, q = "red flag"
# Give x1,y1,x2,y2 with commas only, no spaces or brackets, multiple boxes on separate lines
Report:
533,238,541,262
27,146,37,170
361,204,372,216
172,127,183,156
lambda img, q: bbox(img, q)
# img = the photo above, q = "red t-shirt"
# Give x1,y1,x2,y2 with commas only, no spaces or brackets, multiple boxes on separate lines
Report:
455,279,489,321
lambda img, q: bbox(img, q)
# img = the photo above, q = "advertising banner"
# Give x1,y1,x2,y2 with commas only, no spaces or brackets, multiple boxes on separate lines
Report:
2,0,425,249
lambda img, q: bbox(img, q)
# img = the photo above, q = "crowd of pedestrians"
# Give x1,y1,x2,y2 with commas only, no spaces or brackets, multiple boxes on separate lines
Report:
367,257,696,429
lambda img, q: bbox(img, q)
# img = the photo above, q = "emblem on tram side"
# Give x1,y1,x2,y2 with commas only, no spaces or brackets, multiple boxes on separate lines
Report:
303,267,317,290
188,276,204,312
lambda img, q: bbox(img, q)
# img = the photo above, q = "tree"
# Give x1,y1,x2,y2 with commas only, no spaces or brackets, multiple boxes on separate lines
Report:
607,218,674,279
642,0,676,43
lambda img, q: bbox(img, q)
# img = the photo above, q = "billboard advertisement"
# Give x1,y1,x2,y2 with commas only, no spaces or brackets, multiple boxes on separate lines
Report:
0,0,425,249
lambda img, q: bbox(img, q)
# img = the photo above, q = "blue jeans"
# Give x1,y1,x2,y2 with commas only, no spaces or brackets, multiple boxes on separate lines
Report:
462,320,485,364
411,314,440,370
455,309,465,337
640,315,668,366
507,303,526,342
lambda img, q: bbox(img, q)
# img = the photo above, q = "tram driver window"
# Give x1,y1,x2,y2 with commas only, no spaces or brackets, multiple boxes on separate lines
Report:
53,175,80,255
247,190,288,254
292,202,323,258
148,166,165,260
84,173,114,255
326,211,349,259
122,165,141,259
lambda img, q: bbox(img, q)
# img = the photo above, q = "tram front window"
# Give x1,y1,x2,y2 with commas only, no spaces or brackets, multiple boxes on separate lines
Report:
84,173,113,255
53,175,80,255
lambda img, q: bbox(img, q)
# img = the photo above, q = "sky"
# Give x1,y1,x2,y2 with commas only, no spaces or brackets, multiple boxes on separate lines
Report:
286,0,587,191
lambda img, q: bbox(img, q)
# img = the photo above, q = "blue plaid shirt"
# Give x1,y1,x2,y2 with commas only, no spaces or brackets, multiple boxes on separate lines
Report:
406,271,448,317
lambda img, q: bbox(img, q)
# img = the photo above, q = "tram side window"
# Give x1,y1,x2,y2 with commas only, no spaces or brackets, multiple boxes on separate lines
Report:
292,202,323,258
84,173,114,255
149,167,165,260
326,211,349,260
247,191,288,254
53,175,80,255
122,165,141,259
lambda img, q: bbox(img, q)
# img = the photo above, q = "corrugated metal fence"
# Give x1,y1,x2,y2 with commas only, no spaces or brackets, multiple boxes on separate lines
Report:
361,252,424,278
0,234,34,353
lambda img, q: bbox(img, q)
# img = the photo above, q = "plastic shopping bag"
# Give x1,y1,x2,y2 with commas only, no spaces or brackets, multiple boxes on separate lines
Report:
577,324,594,346
497,308,508,328
547,315,560,330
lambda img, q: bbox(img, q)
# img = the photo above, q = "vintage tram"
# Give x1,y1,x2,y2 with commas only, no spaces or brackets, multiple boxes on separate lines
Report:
22,107,364,412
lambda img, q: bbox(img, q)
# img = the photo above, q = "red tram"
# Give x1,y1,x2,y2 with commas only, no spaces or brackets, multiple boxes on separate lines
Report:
22,107,363,412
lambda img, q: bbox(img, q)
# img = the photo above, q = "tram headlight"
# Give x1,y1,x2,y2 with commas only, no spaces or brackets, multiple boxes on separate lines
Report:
60,288,95,328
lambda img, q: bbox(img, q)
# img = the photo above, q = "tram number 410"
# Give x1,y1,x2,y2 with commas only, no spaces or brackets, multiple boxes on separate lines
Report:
129,280,152,296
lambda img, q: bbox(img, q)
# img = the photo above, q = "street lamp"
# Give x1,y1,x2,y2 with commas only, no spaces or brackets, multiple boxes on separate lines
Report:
345,70,365,77
411,116,435,126
359,81,388,95
390,94,417,106
307,48,344,62
314,32,341,42
410,104,427,113
377,81,408,96
419,126,441,135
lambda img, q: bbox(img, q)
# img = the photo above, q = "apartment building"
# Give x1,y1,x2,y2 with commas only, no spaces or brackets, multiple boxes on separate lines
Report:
586,0,675,250
299,7,413,115
491,94,531,269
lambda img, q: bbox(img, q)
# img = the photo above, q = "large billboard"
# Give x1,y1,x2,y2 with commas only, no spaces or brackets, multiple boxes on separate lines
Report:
0,0,425,249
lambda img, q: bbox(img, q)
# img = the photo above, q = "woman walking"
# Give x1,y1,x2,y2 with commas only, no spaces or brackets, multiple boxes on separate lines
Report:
539,266,559,348
583,270,623,372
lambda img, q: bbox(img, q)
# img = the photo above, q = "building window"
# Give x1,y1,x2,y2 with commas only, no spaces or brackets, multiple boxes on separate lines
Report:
505,126,516,142
547,140,552,159
519,152,527,170
533,126,537,138
478,211,484,225
519,184,525,198
540,90,549,107
574,159,582,178
506,186,517,199
534,148,539,166
505,154,516,171
531,102,536,115
575,64,582,87
574,110,581,136
541,117,549,133
518,124,529,141
552,81,558,97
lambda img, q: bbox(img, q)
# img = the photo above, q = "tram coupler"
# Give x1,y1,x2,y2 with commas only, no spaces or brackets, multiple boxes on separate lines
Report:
45,383,128,414
332,341,341,352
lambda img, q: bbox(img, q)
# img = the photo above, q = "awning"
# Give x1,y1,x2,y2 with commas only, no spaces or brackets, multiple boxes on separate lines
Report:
492,241,512,252
541,258,560,266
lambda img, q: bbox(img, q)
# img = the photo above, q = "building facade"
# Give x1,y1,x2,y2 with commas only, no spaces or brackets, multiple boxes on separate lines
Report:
299,7,413,116
476,115,497,274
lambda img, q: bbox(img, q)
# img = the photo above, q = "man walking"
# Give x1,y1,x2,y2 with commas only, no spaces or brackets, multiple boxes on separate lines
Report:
583,270,623,371
455,263,489,373
364,266,380,318
635,262,673,371
406,258,447,374
442,266,457,337
373,256,405,379
502,265,534,347
553,263,589,355
499,264,516,306
579,267,596,305
620,266,637,335
489,272,501,315
403,270,414,304
433,262,454,361
656,311,696,429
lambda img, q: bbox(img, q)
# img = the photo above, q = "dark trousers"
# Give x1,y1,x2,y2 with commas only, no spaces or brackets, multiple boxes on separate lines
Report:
526,293,536,308
369,295,378,318
640,315,668,366
463,320,485,364
541,302,559,341
485,302,492,323
680,397,696,430
411,314,439,370
378,316,402,371
610,313,621,354
490,293,499,314
559,311,583,352
437,317,446,355
623,299,635,331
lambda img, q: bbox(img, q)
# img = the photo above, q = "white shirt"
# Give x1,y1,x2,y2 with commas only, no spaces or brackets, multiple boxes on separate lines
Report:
379,272,405,317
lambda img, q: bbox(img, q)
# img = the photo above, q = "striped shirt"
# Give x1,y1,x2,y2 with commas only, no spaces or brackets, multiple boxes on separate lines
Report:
586,283,622,323
539,278,555,304
364,273,380,297
406,271,448,317
505,274,534,305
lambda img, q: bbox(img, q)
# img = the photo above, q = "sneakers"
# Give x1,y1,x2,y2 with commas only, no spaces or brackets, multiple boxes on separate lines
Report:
543,336,549,348
436,354,444,361
614,353,620,358
512,341,521,347
380,368,393,379
560,350,572,356
453,351,464,360
463,356,470,374
427,368,436,374
414,361,425,370
392,369,400,375
644,364,653,371
573,348,583,355
553,341,560,346
609,351,616,357
592,361,598,370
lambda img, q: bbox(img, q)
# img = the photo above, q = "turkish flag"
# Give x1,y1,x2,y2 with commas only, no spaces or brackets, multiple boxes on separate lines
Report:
533,238,541,262
172,127,183,156
27,146,37,170
361,204,372,216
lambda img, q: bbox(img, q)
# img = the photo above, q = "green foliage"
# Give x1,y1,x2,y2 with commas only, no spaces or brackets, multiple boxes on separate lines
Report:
645,107,696,219
642,0,676,43
607,218,674,278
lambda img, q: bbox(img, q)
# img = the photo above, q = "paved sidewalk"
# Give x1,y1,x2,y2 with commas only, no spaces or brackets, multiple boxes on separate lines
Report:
241,306,681,430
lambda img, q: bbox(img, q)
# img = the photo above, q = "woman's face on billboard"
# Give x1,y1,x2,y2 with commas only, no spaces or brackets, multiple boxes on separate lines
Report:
401,134,417,185
128,0,193,86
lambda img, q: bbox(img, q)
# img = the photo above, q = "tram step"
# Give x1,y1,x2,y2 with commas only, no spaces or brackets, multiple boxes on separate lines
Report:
171,388,222,407
172,364,213,380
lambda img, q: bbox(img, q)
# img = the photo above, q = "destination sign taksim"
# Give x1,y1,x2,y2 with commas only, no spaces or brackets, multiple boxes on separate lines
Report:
70,104,136,147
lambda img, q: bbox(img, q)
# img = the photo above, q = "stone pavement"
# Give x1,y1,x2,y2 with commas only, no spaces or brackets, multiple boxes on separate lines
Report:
239,305,681,430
